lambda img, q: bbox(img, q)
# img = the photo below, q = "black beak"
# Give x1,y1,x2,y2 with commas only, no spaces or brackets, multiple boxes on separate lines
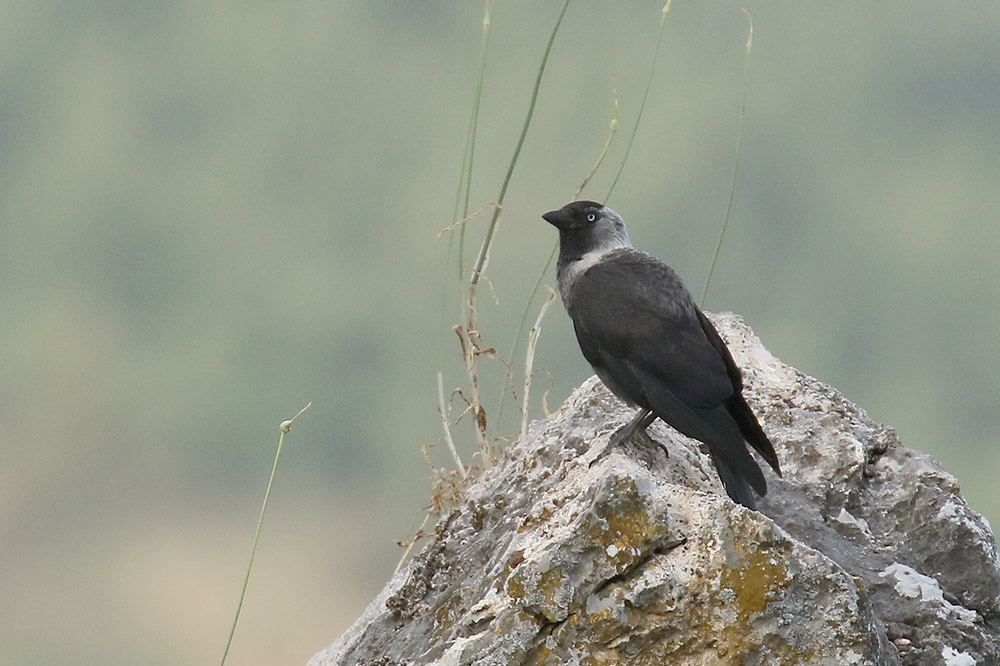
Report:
542,209,574,229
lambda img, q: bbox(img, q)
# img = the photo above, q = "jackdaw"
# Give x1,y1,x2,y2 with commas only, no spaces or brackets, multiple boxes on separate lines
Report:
542,200,780,509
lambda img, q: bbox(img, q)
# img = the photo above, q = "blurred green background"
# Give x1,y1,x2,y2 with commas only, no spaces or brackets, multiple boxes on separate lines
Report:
2,1,999,664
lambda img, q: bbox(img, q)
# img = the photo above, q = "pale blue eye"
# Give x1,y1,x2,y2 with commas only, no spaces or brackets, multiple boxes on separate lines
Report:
587,213,596,222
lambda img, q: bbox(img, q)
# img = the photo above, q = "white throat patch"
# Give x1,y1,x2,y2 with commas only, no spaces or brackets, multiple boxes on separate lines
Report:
562,246,619,291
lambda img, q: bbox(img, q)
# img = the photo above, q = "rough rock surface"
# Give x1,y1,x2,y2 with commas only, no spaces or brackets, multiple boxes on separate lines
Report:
309,313,1000,666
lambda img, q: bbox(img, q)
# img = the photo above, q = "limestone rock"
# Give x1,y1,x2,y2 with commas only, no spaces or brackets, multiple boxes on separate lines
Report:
308,313,1000,666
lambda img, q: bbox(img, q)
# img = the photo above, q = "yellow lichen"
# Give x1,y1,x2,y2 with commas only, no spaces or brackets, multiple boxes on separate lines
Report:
721,542,790,622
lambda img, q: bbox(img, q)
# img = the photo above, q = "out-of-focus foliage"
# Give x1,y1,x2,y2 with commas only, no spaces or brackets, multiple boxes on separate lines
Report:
1,2,998,664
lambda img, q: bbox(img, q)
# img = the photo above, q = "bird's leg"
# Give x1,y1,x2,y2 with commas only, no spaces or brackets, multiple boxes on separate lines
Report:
590,408,668,467
609,408,657,447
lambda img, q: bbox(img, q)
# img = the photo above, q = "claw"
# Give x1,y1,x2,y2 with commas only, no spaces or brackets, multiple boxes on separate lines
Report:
589,408,668,467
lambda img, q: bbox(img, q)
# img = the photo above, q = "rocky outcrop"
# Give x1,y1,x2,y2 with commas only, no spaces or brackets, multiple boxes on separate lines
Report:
308,313,1000,666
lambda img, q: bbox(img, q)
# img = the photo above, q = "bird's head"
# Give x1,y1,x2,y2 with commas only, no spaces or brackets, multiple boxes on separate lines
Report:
542,200,632,257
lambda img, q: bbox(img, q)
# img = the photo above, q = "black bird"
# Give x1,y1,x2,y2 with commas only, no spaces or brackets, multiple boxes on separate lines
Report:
542,200,780,509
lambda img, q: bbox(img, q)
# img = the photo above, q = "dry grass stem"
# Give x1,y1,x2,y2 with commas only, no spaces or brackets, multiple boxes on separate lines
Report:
521,288,558,440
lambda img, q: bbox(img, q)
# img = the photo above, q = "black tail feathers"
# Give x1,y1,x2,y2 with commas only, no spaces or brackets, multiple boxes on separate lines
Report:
726,395,781,477
712,455,759,510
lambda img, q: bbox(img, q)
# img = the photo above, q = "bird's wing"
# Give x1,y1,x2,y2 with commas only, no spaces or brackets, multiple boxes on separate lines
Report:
568,252,773,500
696,308,781,475
694,308,743,393
568,253,736,409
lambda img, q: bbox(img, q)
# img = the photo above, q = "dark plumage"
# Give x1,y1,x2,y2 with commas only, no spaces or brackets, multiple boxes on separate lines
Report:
542,200,780,509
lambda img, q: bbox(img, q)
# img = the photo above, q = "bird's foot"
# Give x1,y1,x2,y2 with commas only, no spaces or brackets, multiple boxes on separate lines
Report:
589,421,669,468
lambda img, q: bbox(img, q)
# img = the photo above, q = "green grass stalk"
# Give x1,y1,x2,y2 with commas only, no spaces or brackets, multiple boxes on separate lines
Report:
494,96,619,429
701,10,753,308
605,1,672,204
455,0,494,285
467,0,572,297
577,94,620,198
220,402,311,666
460,0,572,456
439,0,493,368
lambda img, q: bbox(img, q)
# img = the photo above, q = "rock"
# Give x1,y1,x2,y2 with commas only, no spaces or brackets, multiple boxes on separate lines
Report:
308,313,1000,666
